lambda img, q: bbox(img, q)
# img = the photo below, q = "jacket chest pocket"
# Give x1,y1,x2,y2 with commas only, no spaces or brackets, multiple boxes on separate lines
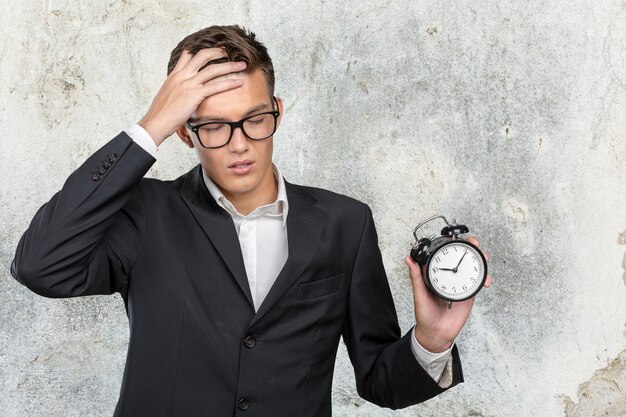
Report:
297,274,345,300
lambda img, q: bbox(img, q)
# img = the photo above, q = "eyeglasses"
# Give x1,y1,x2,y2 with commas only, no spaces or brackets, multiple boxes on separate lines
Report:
186,97,280,149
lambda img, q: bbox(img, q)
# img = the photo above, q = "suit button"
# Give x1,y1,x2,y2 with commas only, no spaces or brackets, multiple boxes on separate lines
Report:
91,172,100,181
243,336,256,348
103,160,112,168
107,153,118,162
97,166,106,174
237,398,249,410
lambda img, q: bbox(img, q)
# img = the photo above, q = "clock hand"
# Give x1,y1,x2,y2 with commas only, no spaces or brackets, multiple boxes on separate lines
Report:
438,268,455,271
454,252,467,271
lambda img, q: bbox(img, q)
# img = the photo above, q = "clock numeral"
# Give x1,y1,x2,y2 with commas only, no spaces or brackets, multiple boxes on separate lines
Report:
452,287,456,293
441,285,447,291
464,249,468,254
462,285,467,291
474,266,478,272
454,246,458,252
471,277,476,283
432,267,439,273
442,248,449,255
435,256,441,263
433,278,438,284
472,255,477,261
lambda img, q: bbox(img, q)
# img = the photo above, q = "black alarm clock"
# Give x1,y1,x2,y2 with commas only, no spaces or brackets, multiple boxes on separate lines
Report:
410,215,488,308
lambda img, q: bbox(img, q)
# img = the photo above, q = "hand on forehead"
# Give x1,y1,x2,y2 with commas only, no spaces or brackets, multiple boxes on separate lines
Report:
212,70,245,82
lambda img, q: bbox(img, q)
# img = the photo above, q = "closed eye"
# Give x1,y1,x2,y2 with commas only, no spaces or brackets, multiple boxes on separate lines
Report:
200,124,227,133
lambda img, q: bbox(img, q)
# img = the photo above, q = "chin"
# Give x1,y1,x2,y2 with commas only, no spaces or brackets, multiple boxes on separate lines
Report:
223,177,262,194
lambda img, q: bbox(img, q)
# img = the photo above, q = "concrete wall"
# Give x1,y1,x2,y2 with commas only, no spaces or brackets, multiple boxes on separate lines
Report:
1,1,624,416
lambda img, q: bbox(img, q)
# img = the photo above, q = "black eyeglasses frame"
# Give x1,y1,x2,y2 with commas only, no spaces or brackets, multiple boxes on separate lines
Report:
185,97,280,149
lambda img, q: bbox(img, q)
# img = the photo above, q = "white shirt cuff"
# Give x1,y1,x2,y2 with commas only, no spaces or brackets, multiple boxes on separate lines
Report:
125,123,158,158
410,326,454,385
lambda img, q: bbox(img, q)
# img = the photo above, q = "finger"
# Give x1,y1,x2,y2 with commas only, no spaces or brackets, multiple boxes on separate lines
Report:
466,236,489,261
404,256,423,283
404,256,428,293
187,47,228,73
466,236,480,247
171,49,193,74
483,274,493,288
200,78,244,99
404,255,422,277
210,68,250,83
194,61,247,84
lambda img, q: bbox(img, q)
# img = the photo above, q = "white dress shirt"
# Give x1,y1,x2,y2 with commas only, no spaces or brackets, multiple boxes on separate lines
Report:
202,166,289,312
124,124,453,386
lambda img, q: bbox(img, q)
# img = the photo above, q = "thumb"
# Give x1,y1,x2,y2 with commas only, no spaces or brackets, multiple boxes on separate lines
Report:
404,256,426,292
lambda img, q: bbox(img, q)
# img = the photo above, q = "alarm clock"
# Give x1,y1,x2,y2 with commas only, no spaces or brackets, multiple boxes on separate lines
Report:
410,215,488,308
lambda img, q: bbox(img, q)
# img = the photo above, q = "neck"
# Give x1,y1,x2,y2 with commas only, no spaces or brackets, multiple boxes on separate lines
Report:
221,167,278,215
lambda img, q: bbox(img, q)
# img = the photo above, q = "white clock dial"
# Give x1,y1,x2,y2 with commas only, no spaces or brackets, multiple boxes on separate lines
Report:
427,241,485,301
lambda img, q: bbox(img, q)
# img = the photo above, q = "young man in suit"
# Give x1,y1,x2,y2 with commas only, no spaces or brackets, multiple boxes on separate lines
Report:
12,25,492,416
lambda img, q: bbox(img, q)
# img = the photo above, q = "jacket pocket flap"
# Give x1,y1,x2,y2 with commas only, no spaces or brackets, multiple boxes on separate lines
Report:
297,274,344,300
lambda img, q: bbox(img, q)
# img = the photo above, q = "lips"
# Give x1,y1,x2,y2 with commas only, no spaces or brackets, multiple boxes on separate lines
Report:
228,160,254,175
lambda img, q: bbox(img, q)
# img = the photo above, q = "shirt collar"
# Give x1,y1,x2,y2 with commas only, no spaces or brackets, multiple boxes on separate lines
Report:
202,164,289,226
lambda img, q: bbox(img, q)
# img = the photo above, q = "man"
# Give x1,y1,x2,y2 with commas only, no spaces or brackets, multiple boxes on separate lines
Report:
11,25,492,416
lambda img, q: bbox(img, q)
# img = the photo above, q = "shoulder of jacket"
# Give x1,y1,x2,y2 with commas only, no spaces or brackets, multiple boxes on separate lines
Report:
138,163,196,188
287,182,370,215
135,174,184,196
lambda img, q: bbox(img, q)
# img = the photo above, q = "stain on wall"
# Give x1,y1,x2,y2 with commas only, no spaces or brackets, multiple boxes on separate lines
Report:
564,349,626,417
563,227,626,416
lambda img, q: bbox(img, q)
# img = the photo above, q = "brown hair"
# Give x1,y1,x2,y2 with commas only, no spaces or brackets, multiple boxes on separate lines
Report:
168,25,275,95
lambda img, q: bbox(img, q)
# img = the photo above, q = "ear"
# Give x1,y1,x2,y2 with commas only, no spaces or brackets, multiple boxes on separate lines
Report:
176,125,195,149
274,96,285,130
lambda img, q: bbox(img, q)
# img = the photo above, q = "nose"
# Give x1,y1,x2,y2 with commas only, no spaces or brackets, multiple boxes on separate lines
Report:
228,126,250,153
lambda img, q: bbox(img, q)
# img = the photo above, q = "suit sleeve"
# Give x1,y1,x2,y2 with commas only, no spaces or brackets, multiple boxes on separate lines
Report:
10,132,156,298
341,204,464,409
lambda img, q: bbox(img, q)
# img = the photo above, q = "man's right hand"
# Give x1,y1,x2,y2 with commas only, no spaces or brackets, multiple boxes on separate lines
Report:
138,48,247,146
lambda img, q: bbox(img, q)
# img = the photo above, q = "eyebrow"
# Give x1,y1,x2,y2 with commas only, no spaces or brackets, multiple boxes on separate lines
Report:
192,103,271,123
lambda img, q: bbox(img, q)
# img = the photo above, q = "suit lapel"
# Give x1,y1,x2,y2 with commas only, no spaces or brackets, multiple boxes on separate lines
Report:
178,167,327,323
249,181,326,327
178,165,254,308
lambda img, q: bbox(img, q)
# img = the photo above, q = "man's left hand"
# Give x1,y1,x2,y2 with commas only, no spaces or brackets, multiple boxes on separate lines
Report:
405,236,493,353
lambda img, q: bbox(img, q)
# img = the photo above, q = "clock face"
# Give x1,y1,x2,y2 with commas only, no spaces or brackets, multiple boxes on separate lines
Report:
426,241,486,301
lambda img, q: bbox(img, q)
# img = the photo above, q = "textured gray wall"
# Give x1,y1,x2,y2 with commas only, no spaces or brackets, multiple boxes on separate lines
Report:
1,1,625,416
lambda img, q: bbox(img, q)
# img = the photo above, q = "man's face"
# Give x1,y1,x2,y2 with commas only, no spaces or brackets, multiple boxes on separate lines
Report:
178,69,283,208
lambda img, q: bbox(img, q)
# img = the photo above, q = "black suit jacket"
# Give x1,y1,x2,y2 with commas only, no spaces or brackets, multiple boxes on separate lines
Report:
11,132,462,416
